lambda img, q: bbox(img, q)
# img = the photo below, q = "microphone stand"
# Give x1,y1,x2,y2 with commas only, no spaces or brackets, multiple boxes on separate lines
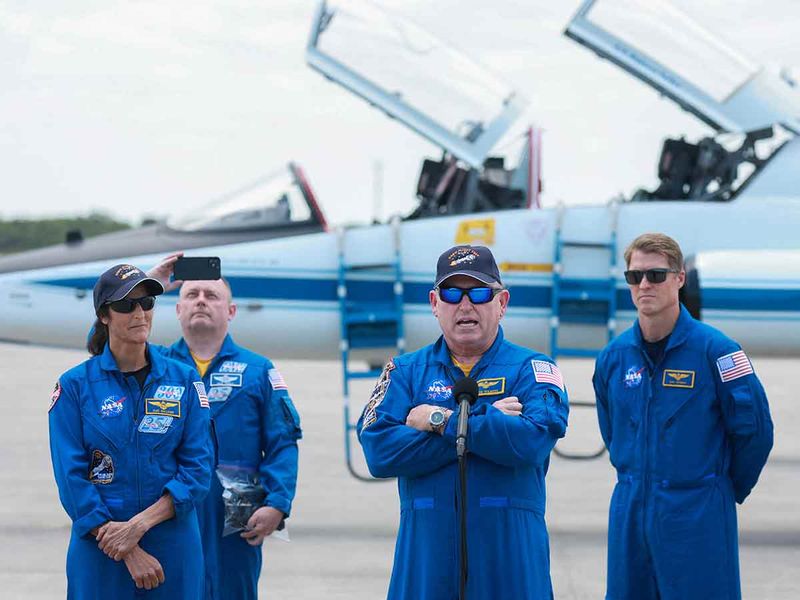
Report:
452,377,477,600
458,442,468,600
456,397,470,600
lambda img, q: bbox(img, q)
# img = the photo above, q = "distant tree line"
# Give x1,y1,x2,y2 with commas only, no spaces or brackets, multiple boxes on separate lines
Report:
0,213,130,255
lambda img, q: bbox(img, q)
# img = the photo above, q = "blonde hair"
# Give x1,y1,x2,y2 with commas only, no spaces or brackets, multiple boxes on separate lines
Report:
624,233,684,271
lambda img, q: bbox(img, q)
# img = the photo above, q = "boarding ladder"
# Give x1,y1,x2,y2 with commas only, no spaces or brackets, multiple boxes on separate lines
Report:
337,217,405,480
550,203,619,459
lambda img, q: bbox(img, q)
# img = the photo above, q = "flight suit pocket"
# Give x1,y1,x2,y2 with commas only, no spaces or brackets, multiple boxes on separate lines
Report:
280,397,302,440
725,387,756,436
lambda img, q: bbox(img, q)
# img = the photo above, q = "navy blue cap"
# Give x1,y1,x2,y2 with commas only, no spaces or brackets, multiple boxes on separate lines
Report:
93,264,164,312
434,245,502,288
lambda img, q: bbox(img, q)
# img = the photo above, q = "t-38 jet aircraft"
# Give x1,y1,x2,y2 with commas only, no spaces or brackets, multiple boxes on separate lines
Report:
1,0,799,364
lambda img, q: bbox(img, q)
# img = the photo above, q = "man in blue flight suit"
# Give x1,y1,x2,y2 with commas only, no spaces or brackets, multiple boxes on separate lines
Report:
358,245,569,600
149,256,302,600
593,233,773,600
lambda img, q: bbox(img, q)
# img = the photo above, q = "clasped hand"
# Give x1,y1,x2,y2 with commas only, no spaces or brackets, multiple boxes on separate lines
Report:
96,519,146,561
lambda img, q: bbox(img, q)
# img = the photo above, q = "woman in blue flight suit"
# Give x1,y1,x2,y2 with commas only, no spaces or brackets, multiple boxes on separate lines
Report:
48,264,214,599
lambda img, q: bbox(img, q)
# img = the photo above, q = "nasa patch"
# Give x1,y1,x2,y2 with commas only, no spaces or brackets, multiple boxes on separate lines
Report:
425,380,452,403
88,450,114,484
624,366,644,389
210,373,242,387
219,361,248,373
99,395,125,418
48,381,61,412
208,386,232,403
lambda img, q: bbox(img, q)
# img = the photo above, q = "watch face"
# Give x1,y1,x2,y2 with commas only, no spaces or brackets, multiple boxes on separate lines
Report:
429,410,445,426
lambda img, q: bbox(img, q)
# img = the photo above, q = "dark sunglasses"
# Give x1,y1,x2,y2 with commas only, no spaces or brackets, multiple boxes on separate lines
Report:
108,295,156,313
438,287,501,305
624,269,679,285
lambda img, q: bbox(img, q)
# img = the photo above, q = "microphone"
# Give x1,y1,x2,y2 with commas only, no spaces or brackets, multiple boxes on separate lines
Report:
452,377,478,459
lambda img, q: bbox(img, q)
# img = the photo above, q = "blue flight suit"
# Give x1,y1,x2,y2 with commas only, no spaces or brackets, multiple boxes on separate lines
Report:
162,335,302,600
593,306,773,600
49,343,214,600
358,327,569,600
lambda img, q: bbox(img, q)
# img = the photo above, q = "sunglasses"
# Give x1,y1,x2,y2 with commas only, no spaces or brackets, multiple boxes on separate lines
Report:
438,287,501,305
108,296,156,313
623,269,679,285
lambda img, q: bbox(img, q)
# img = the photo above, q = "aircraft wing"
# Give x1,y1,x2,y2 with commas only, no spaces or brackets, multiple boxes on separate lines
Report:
565,0,800,134
305,0,528,169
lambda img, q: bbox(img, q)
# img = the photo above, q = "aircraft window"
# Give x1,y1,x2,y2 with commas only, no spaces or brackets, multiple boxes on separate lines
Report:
316,1,516,140
586,0,758,102
167,169,312,232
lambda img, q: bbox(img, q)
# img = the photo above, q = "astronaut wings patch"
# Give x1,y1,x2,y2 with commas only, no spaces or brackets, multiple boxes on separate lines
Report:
361,360,395,431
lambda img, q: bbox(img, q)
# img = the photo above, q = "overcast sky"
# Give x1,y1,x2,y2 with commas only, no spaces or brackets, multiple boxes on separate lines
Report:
1,1,798,225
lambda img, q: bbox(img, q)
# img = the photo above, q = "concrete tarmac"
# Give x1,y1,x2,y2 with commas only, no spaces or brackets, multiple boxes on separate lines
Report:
2,342,797,599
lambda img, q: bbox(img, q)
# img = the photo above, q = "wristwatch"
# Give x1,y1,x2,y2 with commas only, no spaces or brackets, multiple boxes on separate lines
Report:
428,407,448,435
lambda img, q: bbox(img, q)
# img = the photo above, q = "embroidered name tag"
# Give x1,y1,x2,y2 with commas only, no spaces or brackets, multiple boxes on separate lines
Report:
477,377,506,396
145,399,181,418
662,369,695,389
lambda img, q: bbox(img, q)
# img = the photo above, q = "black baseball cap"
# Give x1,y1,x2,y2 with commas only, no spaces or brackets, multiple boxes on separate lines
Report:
93,264,164,313
434,245,502,288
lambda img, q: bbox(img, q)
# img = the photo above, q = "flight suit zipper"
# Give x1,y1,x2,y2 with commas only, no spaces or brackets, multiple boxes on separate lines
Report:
133,378,152,514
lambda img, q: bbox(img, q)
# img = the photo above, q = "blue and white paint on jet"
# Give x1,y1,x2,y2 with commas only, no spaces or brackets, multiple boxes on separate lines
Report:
1,0,798,358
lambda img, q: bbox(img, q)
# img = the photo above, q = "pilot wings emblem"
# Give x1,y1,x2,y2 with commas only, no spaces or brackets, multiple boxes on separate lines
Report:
662,369,695,389
145,398,182,418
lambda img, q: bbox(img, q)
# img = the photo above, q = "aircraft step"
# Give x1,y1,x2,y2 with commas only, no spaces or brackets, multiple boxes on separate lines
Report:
554,288,615,303
341,262,396,271
559,240,614,250
343,309,401,325
557,312,612,325
344,369,385,380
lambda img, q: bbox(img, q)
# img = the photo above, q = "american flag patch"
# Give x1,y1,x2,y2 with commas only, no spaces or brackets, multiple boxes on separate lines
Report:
268,368,288,390
193,381,209,408
716,350,753,382
531,360,564,391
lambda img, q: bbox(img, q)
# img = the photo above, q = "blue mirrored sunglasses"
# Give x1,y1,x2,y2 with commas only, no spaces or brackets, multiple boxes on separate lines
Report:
438,287,501,305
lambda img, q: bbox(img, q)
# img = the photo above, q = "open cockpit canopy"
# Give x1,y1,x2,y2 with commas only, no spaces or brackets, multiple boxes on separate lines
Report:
306,0,527,169
565,0,800,134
